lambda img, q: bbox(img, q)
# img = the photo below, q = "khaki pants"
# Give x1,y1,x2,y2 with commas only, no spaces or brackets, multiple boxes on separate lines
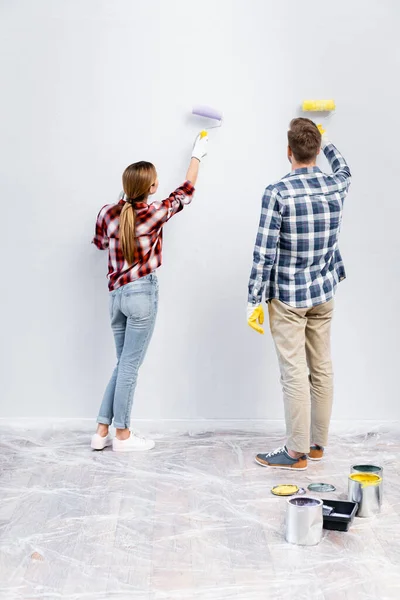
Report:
268,299,334,454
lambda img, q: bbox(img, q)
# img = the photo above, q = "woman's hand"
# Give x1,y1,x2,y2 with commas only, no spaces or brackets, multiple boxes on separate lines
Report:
191,132,208,161
186,132,209,185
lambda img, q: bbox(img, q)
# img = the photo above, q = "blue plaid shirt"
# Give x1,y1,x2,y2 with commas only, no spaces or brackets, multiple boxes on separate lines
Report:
248,142,351,308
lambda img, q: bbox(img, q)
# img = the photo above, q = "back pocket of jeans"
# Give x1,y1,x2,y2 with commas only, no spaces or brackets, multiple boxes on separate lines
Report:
121,287,152,321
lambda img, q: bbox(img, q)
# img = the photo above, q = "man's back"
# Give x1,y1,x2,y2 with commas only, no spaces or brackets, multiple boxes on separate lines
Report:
248,140,351,309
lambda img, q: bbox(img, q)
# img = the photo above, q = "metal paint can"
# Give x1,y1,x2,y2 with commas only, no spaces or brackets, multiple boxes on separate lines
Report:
348,473,382,517
351,464,383,495
350,464,383,478
285,496,323,546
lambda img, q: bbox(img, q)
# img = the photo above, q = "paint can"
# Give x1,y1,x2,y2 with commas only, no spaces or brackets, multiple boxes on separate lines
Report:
351,464,383,495
350,464,383,478
285,496,323,546
348,473,382,518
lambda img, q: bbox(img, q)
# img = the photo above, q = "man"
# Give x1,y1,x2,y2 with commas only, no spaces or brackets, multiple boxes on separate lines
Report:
247,118,351,470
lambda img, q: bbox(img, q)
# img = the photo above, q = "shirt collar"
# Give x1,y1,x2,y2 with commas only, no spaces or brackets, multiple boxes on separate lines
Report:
290,166,322,175
119,197,148,209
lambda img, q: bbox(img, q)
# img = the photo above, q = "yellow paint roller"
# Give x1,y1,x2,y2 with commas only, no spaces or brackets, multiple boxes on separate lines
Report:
302,99,336,112
302,100,335,135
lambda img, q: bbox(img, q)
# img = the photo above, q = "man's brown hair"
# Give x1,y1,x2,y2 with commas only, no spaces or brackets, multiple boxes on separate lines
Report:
288,118,321,163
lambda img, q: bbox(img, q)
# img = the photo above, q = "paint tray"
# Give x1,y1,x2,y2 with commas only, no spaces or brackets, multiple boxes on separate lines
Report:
322,499,358,532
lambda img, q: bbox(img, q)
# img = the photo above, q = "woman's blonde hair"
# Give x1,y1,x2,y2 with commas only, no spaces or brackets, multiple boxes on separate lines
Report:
120,161,157,264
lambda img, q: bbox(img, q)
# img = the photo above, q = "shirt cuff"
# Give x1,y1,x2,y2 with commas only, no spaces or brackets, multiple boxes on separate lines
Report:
322,140,333,152
181,180,195,196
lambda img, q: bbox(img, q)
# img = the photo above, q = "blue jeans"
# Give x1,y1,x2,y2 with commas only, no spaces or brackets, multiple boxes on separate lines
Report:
97,274,158,429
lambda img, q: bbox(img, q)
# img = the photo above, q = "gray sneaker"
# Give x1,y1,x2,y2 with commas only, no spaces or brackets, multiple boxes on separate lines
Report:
255,446,308,470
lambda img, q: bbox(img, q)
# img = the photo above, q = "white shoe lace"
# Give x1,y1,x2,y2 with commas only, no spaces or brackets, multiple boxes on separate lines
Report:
267,446,286,457
130,430,146,441
129,431,153,445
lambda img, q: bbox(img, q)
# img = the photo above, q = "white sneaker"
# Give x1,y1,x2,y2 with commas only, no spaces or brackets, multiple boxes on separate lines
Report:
91,433,112,450
112,432,155,452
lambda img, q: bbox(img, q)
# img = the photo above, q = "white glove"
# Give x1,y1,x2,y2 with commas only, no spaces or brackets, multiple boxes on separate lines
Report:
191,133,208,161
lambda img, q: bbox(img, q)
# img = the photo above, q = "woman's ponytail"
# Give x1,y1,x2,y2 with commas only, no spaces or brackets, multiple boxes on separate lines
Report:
120,161,157,265
120,201,137,265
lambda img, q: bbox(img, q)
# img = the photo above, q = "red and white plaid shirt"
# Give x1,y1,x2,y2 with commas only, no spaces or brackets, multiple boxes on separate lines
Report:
93,181,195,291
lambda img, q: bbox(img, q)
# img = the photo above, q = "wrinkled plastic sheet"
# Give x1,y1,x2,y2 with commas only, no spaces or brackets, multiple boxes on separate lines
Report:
0,422,399,599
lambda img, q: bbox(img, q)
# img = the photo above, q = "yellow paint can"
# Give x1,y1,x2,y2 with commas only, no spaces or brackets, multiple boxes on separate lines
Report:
348,473,382,517
349,473,382,488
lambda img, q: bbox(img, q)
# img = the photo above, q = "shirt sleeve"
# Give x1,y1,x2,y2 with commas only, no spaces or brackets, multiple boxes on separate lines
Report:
161,180,195,221
92,206,110,250
148,181,196,226
323,143,351,190
248,186,283,305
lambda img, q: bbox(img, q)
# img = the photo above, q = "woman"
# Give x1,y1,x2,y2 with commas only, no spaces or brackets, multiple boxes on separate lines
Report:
91,133,208,452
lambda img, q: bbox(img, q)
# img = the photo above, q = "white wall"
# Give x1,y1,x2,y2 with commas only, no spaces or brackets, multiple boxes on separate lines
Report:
1,0,399,421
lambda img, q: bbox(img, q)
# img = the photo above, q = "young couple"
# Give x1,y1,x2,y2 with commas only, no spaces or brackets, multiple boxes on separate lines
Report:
92,119,351,470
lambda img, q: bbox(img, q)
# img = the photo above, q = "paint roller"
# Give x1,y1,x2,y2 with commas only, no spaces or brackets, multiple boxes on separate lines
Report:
192,105,223,138
302,99,335,135
302,99,336,112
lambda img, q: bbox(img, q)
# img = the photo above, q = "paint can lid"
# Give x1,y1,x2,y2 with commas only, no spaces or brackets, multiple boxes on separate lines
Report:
307,483,336,493
271,484,299,496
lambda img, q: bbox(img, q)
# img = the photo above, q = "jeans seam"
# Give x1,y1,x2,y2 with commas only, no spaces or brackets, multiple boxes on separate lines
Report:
122,303,157,428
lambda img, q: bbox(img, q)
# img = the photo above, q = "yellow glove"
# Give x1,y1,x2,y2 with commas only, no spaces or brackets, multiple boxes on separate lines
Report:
247,304,265,334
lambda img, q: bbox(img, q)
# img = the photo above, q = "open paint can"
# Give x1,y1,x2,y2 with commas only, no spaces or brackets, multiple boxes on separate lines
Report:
348,473,382,517
285,496,323,546
351,464,383,478
351,464,383,496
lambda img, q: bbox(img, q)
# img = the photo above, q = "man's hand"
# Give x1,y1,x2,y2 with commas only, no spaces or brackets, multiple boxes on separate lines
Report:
317,124,330,148
247,303,265,334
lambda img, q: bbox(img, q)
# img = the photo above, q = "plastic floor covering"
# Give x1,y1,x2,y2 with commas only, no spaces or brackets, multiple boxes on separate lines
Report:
0,424,399,600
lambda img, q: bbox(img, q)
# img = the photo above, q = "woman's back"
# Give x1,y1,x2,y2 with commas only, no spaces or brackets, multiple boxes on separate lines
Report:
93,181,194,290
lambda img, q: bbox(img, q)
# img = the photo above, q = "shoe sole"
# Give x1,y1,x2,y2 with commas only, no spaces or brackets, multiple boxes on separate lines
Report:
112,444,155,453
307,456,323,462
91,440,112,451
254,458,307,471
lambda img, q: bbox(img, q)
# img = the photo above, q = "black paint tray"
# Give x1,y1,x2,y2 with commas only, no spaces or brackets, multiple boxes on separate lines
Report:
322,499,358,532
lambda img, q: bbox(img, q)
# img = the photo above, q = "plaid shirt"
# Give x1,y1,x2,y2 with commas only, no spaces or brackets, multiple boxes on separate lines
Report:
248,142,351,308
93,181,195,291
